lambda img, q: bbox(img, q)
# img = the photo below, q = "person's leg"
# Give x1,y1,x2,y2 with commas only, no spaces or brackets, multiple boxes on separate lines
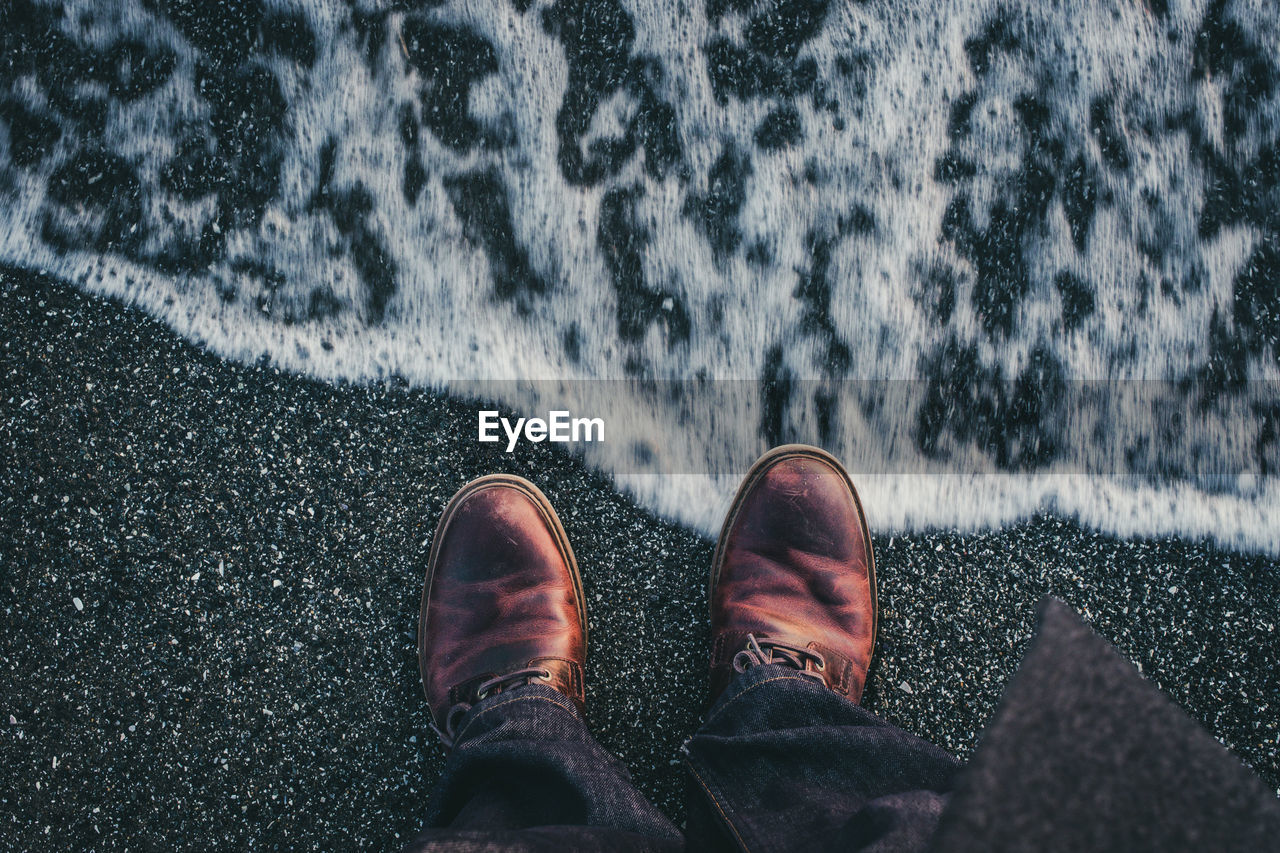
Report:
420,683,673,834
403,681,680,851
683,662,957,853
684,445,958,853
402,475,680,852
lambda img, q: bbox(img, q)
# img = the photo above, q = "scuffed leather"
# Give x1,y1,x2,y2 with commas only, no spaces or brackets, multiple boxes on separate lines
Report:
420,479,586,731
710,448,876,703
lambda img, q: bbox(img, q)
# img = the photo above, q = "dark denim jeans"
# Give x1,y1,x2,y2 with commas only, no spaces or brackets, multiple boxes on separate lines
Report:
401,664,959,853
402,600,1280,852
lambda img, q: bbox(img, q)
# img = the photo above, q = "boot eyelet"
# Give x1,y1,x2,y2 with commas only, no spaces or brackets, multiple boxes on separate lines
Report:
816,660,826,671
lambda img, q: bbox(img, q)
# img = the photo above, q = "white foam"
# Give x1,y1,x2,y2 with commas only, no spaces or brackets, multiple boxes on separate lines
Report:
3,0,1279,553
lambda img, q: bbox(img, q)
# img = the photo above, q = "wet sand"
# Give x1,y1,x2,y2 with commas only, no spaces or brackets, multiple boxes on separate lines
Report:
2,266,1276,849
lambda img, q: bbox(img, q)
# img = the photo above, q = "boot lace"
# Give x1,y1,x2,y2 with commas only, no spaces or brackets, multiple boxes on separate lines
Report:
431,667,552,748
732,634,826,683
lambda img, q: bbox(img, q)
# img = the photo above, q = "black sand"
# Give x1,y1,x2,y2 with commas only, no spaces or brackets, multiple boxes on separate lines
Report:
1,267,1277,850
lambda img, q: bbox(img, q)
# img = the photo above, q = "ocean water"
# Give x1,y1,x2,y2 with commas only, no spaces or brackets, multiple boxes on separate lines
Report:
2,0,1278,550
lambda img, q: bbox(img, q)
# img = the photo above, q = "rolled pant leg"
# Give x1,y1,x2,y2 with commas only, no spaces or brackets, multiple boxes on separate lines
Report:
683,664,959,853
402,684,682,853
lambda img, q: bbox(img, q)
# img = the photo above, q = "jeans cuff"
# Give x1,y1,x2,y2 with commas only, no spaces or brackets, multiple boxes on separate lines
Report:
706,662,830,724
451,682,584,747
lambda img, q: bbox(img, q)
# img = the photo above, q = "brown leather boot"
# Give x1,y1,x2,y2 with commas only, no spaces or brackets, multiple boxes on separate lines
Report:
709,444,877,703
418,474,587,747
